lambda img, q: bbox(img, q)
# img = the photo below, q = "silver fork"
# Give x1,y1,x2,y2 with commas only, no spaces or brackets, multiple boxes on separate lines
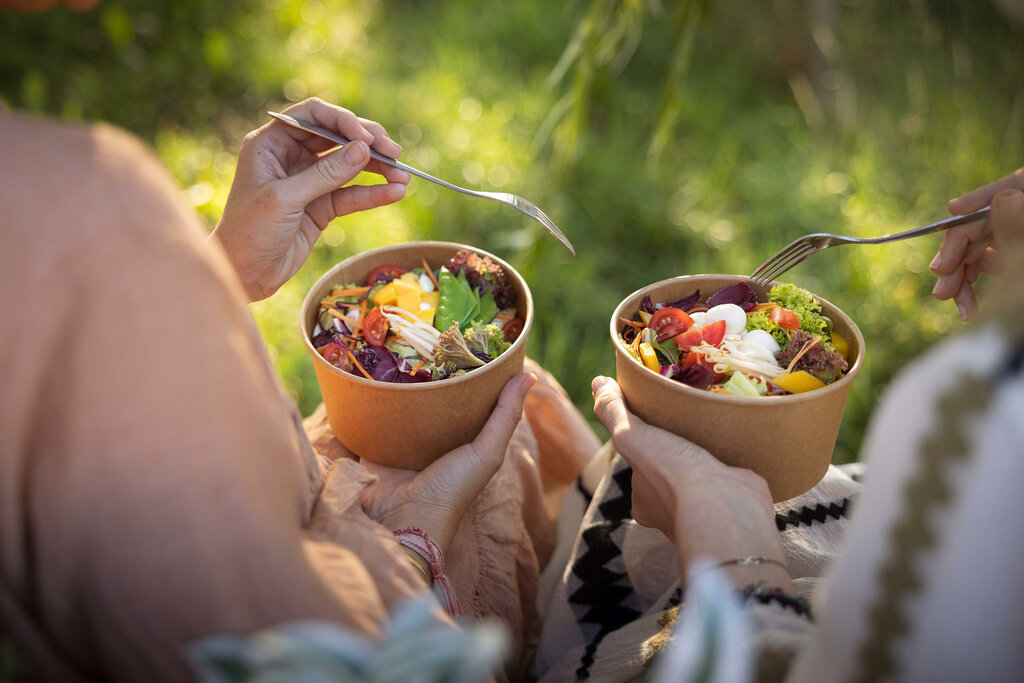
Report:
749,206,990,286
267,111,576,256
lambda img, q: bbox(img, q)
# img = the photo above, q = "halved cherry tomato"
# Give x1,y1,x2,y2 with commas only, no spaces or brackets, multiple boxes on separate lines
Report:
362,308,389,346
769,306,800,330
316,340,350,371
648,307,695,342
365,263,409,286
673,319,727,351
502,317,525,342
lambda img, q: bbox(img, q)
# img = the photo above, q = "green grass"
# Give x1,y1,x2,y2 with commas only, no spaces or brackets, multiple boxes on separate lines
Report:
3,0,1021,464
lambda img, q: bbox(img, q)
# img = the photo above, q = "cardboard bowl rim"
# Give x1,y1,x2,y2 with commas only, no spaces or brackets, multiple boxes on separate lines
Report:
609,273,865,405
301,241,533,392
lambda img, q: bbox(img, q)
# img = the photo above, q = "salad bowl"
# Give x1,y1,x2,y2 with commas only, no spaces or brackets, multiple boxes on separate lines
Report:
610,274,865,502
301,241,533,470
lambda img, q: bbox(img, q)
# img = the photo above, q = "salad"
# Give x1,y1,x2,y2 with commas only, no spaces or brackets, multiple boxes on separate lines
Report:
619,280,850,396
310,250,524,383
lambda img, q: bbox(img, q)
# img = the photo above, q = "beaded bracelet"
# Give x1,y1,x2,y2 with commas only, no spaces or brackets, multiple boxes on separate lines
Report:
738,581,813,619
393,526,463,619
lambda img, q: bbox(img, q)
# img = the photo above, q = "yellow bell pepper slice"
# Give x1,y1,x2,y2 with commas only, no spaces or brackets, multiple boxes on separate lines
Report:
831,332,850,360
773,370,826,394
371,281,397,306
638,342,660,372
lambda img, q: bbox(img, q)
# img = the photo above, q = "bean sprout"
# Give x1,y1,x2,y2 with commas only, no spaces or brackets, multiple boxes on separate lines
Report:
379,306,441,361
692,339,785,380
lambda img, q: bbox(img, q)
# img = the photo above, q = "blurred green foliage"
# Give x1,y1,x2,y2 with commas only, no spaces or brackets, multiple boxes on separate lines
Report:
2,0,1021,464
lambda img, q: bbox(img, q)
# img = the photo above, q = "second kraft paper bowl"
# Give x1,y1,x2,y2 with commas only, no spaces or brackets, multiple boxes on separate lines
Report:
610,274,864,502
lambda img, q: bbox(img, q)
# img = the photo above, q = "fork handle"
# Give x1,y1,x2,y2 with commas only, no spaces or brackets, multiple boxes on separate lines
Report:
268,111,479,198
862,206,991,244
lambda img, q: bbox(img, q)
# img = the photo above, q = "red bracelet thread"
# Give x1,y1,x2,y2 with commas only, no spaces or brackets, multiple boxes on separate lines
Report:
392,526,463,619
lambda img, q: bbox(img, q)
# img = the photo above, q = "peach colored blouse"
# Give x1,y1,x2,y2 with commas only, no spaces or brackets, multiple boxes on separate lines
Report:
0,110,597,682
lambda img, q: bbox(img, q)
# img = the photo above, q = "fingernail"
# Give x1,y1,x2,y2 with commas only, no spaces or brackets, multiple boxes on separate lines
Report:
520,373,537,397
931,279,941,296
592,376,611,395
343,140,368,165
958,303,968,321
929,253,942,271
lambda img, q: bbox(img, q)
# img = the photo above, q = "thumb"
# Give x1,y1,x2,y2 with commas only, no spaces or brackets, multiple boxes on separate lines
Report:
278,140,371,209
419,372,535,499
591,376,631,437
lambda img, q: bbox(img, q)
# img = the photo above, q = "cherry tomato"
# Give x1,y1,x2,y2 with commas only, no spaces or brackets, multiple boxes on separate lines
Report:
701,319,727,346
673,319,727,351
362,308,390,346
648,307,695,342
316,340,351,371
502,317,525,342
769,306,800,330
365,263,409,286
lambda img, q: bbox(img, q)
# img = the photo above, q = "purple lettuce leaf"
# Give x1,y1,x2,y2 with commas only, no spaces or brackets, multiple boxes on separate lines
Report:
354,345,430,383
660,363,715,391
706,281,757,311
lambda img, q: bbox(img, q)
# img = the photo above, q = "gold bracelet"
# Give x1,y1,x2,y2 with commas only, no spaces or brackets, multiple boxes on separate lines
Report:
402,550,432,586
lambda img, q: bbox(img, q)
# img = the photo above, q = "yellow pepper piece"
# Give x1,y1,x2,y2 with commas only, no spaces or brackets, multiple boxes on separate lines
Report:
638,342,660,372
421,291,439,308
371,281,397,306
414,306,435,324
773,370,826,394
399,272,420,286
831,331,850,360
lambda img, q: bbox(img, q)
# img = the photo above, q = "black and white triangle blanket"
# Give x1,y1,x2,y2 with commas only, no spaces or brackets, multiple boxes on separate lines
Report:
532,443,862,682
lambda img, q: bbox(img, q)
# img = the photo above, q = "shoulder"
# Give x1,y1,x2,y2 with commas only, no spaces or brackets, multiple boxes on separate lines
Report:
0,112,204,246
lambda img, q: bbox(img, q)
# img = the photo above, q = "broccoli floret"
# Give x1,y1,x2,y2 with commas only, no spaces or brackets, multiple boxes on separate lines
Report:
433,323,486,370
444,249,516,309
463,324,510,361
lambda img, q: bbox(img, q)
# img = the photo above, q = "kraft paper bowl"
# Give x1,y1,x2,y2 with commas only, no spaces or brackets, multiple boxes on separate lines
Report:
301,241,532,470
611,274,864,502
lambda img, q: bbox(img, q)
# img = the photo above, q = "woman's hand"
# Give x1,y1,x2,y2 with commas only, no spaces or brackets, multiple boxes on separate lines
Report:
591,376,792,588
213,98,411,301
930,167,1024,320
359,373,536,556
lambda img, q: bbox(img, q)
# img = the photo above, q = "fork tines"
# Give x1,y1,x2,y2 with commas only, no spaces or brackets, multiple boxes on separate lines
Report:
750,240,818,286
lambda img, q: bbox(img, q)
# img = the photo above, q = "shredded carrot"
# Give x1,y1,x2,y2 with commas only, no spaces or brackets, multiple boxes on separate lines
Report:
784,335,822,373
422,258,441,290
619,318,646,330
331,286,370,297
409,359,425,375
327,309,348,319
746,302,780,315
344,347,374,380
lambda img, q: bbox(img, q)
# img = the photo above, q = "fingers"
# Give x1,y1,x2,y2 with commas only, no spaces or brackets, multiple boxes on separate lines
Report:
419,372,536,498
929,219,989,276
591,376,663,465
282,97,376,147
358,116,404,159
274,141,373,209
990,188,1024,253
470,373,536,464
952,279,978,321
948,167,1024,215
